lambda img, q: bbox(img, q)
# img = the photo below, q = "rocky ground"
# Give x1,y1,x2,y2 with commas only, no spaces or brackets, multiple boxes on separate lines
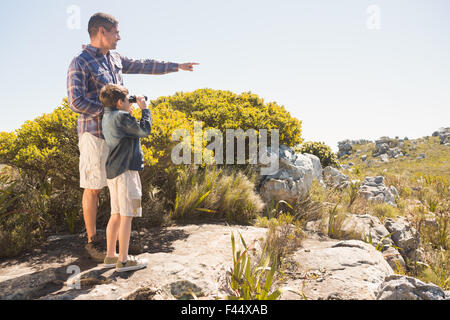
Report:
1,223,448,300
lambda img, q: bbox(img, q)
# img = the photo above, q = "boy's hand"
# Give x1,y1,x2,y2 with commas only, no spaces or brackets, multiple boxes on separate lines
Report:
136,96,148,110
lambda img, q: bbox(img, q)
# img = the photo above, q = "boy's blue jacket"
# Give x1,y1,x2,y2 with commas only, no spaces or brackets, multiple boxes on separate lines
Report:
101,107,152,179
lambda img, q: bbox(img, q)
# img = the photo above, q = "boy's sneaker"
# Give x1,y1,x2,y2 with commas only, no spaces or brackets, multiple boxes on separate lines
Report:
116,256,148,273
102,256,118,268
84,234,105,263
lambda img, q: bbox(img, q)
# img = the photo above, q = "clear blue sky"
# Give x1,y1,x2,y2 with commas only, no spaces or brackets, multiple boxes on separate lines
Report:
1,0,449,151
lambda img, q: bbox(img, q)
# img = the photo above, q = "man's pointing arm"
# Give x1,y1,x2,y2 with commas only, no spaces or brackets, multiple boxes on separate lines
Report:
120,55,179,74
120,55,199,74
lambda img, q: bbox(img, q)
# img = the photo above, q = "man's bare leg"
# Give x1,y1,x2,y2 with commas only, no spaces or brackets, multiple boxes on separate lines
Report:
82,188,101,242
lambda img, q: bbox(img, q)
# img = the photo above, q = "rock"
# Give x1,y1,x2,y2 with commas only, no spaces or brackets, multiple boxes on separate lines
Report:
417,153,426,160
379,154,389,163
259,145,322,204
279,239,394,300
432,127,450,145
376,275,447,300
323,166,349,188
361,155,367,161
359,176,397,206
373,143,389,157
372,137,401,157
260,178,309,205
384,218,420,262
388,147,403,159
389,186,399,198
305,213,398,252
337,140,353,158
382,247,406,270
305,212,407,272
302,153,324,185
345,214,394,248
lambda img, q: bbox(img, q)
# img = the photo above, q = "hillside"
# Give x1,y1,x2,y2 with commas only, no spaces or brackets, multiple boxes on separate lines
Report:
327,131,449,291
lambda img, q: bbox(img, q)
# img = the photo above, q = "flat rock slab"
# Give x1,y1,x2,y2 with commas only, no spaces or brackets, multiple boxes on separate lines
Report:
279,238,394,300
0,224,267,300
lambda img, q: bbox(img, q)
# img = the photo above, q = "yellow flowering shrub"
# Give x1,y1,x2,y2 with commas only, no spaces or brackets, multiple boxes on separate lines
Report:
151,88,303,147
295,141,339,168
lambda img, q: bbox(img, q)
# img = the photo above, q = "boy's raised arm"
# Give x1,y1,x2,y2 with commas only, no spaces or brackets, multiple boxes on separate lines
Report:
116,109,152,138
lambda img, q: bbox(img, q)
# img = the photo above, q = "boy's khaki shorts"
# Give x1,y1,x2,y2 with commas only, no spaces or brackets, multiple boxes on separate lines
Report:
107,170,142,217
78,132,109,190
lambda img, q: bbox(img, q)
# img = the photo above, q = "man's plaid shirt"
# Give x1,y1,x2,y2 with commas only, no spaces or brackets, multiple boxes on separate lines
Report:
67,44,179,139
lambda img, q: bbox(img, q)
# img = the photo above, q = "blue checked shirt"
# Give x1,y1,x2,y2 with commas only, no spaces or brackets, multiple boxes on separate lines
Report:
67,44,179,139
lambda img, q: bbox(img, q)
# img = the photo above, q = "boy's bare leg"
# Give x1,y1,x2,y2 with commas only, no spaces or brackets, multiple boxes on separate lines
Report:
82,188,101,242
106,214,121,258
118,216,133,263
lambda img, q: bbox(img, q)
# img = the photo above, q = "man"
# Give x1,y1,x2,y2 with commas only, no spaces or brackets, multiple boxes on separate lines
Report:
67,12,199,262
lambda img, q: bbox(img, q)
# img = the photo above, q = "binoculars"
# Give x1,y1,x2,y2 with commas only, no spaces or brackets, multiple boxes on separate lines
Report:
128,95,148,103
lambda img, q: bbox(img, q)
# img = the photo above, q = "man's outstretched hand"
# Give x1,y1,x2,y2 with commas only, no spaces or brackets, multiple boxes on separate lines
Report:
178,62,199,71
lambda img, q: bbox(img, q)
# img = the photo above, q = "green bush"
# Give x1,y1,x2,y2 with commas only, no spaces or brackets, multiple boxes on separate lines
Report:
151,89,303,148
295,141,338,168
0,100,84,257
171,166,264,224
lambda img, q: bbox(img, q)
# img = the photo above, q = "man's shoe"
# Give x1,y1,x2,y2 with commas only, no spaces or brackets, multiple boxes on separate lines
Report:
102,256,118,268
116,256,148,273
84,234,105,263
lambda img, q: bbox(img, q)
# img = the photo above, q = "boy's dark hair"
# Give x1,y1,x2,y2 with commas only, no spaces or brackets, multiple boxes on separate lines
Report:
99,84,129,108
88,12,118,38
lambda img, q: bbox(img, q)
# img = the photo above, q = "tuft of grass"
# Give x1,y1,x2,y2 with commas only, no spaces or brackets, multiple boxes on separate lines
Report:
170,166,264,224
327,202,348,239
370,203,401,221
227,231,281,300
347,180,360,209
416,249,450,290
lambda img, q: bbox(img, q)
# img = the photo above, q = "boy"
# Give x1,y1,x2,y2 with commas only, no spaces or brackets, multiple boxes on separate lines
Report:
99,84,151,272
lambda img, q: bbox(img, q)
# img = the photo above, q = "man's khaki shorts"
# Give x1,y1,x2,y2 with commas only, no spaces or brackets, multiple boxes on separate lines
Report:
107,170,142,218
78,132,109,190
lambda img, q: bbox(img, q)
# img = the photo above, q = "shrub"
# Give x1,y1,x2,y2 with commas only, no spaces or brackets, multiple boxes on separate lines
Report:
151,89,303,147
0,99,79,189
170,166,264,224
294,141,338,168
263,213,304,265
370,203,401,221
0,100,85,257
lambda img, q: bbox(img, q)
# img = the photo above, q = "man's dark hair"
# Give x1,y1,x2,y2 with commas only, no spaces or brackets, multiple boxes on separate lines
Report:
99,84,129,108
88,12,118,38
